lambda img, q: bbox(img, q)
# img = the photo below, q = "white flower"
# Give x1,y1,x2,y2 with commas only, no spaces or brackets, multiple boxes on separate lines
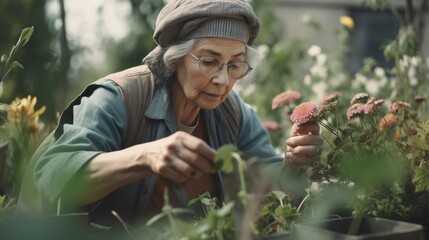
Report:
354,73,367,85
408,67,418,86
399,55,410,69
312,81,327,100
390,77,397,88
365,79,381,95
410,56,420,67
310,65,327,79
308,45,321,57
374,67,385,78
316,53,327,65
379,76,388,87
303,74,312,86
409,77,418,86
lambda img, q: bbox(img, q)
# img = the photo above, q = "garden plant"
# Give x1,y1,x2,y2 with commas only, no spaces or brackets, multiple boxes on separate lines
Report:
0,0,428,239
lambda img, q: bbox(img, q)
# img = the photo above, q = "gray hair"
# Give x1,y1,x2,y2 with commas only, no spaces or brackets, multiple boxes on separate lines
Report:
143,39,259,85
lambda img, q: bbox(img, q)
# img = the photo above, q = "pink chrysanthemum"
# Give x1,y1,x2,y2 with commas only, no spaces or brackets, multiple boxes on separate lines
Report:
364,98,385,115
350,92,369,104
290,102,319,125
321,91,342,105
271,90,301,109
388,101,411,113
262,120,282,132
346,103,365,120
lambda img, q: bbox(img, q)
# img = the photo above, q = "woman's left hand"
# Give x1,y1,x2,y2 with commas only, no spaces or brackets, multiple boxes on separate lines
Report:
284,122,323,169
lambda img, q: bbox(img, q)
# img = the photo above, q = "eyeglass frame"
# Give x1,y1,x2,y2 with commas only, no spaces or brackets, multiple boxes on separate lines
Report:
188,52,253,80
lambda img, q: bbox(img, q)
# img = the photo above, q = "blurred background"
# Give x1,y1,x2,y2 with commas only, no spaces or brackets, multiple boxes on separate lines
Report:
1,0,429,231
0,0,428,131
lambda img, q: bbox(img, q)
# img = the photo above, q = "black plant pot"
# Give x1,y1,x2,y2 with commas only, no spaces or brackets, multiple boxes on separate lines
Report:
0,141,8,187
291,216,425,240
258,232,291,240
0,213,100,240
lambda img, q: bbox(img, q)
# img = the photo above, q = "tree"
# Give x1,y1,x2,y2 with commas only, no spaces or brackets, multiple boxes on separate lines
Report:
0,0,60,123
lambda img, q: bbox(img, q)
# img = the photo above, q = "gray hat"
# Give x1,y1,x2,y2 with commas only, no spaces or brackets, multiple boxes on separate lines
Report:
154,0,260,47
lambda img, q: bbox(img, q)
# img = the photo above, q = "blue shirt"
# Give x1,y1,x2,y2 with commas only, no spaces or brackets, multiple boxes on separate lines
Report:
35,79,283,218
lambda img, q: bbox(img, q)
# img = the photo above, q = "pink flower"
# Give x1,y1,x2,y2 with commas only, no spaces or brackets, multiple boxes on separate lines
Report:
321,91,342,105
388,101,411,113
290,102,319,125
262,120,282,132
350,93,369,104
364,98,385,114
346,103,365,120
347,97,385,120
271,90,301,109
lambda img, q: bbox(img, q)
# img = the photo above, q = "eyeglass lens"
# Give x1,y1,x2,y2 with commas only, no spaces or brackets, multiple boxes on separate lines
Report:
197,56,251,79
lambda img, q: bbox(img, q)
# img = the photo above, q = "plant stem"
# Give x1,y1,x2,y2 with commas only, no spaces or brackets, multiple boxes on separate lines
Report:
347,215,363,236
297,193,310,213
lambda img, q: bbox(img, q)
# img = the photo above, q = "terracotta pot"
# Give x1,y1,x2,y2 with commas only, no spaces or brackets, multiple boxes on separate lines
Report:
292,216,424,240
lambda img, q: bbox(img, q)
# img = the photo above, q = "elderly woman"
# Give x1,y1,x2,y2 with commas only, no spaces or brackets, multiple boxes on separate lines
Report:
33,0,323,226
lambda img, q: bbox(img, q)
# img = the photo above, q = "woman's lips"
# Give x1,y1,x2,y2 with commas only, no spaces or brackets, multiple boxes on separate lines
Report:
203,92,222,98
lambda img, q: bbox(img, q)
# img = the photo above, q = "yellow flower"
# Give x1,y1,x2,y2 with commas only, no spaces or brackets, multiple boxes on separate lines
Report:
340,16,354,29
7,95,46,133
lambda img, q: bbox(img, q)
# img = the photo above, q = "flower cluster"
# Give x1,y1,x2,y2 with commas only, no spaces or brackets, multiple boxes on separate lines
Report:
6,95,46,133
279,88,429,221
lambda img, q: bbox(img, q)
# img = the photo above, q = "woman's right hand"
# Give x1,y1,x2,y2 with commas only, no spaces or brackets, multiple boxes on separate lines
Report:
134,131,217,183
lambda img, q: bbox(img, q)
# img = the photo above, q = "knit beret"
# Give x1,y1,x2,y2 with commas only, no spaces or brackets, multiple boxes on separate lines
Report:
154,0,260,47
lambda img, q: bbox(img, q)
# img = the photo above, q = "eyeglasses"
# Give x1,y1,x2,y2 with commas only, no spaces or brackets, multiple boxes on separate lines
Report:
188,52,253,80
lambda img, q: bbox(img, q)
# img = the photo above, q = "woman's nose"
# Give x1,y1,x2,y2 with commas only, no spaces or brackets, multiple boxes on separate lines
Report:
211,65,229,86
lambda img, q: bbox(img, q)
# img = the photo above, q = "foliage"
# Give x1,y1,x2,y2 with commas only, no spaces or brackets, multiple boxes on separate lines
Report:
0,0,59,123
271,17,429,230
0,27,47,219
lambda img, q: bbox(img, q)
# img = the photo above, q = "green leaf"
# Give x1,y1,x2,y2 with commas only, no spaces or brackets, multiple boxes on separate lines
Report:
272,190,286,205
413,161,429,192
171,208,195,215
407,122,429,152
214,144,239,173
274,204,298,218
9,61,24,71
1,54,7,63
0,82,3,97
146,212,167,226
216,202,235,217
16,26,34,48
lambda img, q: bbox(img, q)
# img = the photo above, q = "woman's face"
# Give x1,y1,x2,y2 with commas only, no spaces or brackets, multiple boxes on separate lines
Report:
175,38,247,110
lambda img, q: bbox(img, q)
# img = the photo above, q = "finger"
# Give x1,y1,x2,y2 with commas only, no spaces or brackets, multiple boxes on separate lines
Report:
159,165,188,183
169,156,203,180
290,122,320,136
287,145,321,157
179,134,217,168
176,147,216,174
285,152,314,166
286,135,324,148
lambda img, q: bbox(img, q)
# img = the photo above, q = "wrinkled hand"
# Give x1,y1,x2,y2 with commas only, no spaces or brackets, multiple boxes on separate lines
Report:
284,122,323,169
137,132,216,183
